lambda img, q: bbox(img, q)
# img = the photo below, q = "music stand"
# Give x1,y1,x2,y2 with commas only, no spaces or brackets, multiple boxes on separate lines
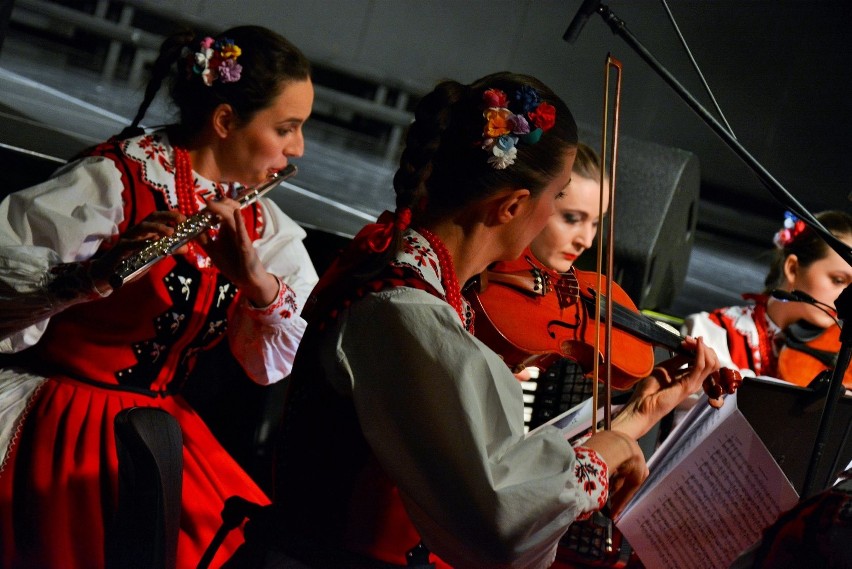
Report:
736,376,852,496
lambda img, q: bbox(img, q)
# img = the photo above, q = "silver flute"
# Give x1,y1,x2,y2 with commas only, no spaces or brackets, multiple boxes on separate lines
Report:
110,164,297,289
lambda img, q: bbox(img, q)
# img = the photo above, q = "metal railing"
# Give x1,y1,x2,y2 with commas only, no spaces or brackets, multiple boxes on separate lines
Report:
8,0,415,160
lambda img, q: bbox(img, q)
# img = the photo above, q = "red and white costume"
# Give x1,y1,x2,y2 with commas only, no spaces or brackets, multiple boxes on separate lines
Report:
0,130,317,569
682,293,782,378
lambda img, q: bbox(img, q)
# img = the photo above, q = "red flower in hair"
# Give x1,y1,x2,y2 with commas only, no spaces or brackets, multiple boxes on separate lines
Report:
528,101,556,131
483,88,509,108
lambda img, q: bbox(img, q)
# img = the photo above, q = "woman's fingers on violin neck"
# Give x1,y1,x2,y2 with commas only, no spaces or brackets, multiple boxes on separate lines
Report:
657,353,693,375
685,337,720,380
701,368,742,407
649,366,674,385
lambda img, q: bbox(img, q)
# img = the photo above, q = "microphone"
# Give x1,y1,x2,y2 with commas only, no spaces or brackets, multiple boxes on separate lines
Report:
769,289,798,303
771,289,841,327
563,0,602,44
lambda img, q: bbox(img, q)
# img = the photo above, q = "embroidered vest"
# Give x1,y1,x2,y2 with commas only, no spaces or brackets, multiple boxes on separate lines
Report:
28,135,264,395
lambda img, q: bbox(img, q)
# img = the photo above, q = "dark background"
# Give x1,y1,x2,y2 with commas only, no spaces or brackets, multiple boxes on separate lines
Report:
1,0,849,495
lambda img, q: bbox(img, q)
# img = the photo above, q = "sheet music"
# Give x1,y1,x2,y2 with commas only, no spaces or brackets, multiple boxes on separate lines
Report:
524,396,623,441
616,393,799,569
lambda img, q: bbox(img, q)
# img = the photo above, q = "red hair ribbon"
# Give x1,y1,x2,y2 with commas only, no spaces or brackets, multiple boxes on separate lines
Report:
359,208,413,253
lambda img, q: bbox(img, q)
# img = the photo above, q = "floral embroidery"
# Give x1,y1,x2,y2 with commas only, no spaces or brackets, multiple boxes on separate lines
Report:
395,230,472,329
217,283,231,308
248,275,299,321
203,319,226,341
168,312,185,334
148,341,165,363
394,232,444,295
573,446,609,516
139,136,166,163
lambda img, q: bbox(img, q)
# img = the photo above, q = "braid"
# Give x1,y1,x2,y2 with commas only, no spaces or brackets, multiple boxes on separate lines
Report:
348,82,470,278
116,29,194,140
393,81,470,215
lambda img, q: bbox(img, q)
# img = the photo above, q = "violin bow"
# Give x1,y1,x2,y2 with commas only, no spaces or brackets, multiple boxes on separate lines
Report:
592,53,623,437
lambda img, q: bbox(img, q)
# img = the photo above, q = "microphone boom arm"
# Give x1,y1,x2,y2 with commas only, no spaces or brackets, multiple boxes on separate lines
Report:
580,3,852,268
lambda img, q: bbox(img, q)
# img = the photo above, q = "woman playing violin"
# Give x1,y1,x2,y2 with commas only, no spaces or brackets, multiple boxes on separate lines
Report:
469,142,731,395
497,142,608,394
229,72,723,569
683,210,852,386
528,142,608,275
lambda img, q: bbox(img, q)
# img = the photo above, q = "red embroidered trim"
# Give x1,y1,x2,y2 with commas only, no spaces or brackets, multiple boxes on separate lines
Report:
743,293,776,376
315,266,441,333
249,275,298,320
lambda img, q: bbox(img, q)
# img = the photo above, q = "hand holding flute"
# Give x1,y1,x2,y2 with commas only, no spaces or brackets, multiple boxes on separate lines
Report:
97,164,296,298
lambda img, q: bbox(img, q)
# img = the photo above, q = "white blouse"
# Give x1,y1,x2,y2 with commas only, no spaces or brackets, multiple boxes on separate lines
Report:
322,281,605,568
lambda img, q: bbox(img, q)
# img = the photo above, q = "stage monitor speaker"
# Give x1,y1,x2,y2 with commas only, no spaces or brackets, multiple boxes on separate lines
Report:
576,128,700,311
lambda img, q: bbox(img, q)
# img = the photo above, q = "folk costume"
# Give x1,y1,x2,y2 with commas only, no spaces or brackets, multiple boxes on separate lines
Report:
0,130,318,569
265,219,608,569
682,293,781,379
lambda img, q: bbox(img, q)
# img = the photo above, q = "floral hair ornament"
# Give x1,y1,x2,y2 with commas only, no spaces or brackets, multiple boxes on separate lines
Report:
359,208,413,253
773,211,809,248
480,86,557,169
188,37,242,86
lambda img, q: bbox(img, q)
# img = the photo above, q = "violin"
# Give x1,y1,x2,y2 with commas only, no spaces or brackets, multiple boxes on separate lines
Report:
465,248,741,393
777,321,852,389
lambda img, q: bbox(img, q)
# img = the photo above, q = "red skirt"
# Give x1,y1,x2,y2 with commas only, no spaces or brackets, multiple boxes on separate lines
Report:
0,376,269,569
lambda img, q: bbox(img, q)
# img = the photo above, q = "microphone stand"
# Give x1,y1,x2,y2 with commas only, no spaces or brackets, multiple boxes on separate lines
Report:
571,3,852,497
802,285,851,496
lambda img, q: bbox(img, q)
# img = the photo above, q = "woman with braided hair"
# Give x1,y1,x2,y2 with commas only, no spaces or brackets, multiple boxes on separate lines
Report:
0,25,318,568
225,72,721,569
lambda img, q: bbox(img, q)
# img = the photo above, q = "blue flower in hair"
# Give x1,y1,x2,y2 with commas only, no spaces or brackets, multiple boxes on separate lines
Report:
513,86,542,114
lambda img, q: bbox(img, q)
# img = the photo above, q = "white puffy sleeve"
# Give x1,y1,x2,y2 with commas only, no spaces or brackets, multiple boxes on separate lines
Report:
682,312,752,377
0,157,124,353
227,197,319,384
334,288,608,569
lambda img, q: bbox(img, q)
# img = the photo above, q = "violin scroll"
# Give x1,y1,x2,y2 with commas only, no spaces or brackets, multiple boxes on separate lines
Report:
703,368,743,408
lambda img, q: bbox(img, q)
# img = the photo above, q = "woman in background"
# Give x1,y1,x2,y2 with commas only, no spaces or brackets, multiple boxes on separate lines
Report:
683,210,852,385
0,25,318,568
471,142,611,427
527,142,606,275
